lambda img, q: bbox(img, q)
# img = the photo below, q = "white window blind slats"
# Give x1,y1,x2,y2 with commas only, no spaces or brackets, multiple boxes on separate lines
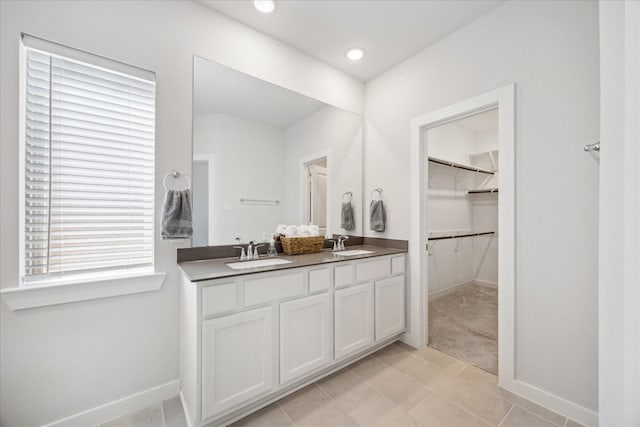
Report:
23,45,155,281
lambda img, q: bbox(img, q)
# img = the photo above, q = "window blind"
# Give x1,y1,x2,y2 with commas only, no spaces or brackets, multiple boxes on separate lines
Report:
23,41,156,281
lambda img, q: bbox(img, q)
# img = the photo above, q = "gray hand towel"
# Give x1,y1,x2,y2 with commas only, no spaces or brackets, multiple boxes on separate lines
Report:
341,201,355,230
369,199,386,232
162,189,193,239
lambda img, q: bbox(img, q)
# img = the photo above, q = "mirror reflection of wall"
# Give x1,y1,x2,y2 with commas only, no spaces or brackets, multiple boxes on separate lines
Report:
192,56,363,246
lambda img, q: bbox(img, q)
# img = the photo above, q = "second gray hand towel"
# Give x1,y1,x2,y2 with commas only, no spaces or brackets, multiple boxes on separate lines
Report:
341,201,355,230
369,199,386,232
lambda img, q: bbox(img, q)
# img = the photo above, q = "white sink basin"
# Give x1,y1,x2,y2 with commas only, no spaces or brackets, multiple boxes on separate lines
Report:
334,249,375,256
226,258,292,270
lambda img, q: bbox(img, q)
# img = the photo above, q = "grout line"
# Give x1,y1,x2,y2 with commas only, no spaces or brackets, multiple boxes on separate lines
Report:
496,404,515,427
513,404,567,427
428,388,507,427
276,401,295,425
160,402,166,427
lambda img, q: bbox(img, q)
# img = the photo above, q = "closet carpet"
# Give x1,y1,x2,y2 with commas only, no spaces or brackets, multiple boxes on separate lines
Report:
428,284,498,374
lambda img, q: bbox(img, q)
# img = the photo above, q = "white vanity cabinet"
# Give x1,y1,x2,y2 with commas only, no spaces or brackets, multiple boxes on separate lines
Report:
280,292,332,384
180,253,406,427
201,307,274,419
334,282,374,360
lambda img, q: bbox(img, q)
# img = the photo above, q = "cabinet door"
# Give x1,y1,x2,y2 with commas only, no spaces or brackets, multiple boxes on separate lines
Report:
375,276,405,342
280,293,332,384
334,282,374,360
201,307,274,420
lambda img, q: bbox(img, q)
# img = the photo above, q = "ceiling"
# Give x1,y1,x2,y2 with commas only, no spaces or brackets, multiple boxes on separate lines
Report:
198,0,504,81
194,56,326,128
456,109,498,133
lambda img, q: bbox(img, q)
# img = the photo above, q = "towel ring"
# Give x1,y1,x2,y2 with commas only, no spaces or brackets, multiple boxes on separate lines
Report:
163,170,191,191
342,191,353,202
370,188,383,200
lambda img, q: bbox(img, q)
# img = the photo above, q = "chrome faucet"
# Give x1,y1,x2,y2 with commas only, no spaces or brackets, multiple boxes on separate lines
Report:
233,246,248,260
338,235,349,251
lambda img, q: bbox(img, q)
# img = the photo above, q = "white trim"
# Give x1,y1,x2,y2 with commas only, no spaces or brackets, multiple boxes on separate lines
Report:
1,272,166,310
22,33,155,82
500,377,598,427
409,83,515,382
473,279,498,289
428,280,475,300
193,154,215,246
43,379,180,427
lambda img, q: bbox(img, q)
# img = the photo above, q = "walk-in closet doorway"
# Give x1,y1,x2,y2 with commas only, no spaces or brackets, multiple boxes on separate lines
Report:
409,85,515,388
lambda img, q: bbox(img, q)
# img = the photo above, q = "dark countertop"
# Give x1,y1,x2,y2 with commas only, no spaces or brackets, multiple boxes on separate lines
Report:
178,245,407,283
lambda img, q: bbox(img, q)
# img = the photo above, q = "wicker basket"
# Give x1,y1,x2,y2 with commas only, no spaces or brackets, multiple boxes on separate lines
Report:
280,235,325,255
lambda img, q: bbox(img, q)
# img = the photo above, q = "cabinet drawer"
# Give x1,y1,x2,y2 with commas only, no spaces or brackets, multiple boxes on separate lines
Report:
334,263,355,289
309,268,331,293
356,258,390,282
202,282,237,317
391,256,405,275
244,272,305,307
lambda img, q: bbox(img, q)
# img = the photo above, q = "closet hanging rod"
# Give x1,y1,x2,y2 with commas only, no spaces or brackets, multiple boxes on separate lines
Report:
428,156,495,175
468,188,499,194
240,198,280,205
427,231,495,241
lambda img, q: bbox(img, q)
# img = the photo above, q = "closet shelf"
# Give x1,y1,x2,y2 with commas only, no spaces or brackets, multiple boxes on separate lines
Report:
427,231,495,241
428,156,495,175
467,188,499,194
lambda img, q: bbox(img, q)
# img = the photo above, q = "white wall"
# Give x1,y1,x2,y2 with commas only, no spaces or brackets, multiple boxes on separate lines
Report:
283,106,363,236
598,1,640,425
365,0,599,415
0,1,363,426
193,113,285,244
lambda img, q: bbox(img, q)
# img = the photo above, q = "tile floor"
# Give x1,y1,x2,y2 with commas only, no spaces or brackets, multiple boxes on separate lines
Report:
102,343,585,427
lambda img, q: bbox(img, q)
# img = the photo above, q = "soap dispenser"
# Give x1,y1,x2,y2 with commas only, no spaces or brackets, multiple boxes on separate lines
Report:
267,234,278,257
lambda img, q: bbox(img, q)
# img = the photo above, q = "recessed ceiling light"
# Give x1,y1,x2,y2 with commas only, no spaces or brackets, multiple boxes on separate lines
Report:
254,0,276,14
345,48,365,62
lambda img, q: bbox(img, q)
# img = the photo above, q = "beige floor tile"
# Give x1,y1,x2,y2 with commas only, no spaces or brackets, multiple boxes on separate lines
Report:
411,346,467,374
101,405,163,427
366,375,432,410
294,402,358,427
316,369,379,412
350,355,402,381
346,392,401,426
279,384,332,422
403,359,447,388
162,396,187,427
500,406,557,427
375,343,419,367
408,394,491,427
428,373,512,425
564,419,586,427
370,406,420,427
232,403,292,427
457,366,566,426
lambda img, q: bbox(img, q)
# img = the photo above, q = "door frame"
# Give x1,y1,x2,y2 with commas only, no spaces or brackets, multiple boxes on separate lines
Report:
299,151,331,232
193,154,215,246
408,84,515,387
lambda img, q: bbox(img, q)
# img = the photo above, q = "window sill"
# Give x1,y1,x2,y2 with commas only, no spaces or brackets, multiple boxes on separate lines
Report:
1,271,166,310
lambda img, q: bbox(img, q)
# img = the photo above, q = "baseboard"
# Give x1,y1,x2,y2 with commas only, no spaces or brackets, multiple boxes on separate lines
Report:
499,377,598,427
429,280,475,300
44,379,180,427
473,279,498,289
